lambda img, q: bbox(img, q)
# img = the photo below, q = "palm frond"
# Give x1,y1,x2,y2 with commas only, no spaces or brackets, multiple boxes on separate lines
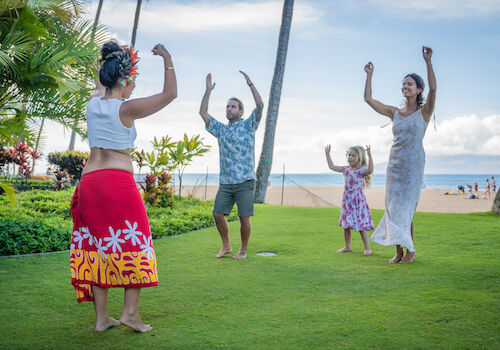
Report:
0,180,18,207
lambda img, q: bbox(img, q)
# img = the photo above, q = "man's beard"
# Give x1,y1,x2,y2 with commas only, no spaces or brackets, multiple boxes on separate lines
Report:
227,113,239,122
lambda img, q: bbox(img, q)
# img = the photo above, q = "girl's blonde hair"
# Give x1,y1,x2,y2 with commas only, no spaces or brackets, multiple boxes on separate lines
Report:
348,146,372,189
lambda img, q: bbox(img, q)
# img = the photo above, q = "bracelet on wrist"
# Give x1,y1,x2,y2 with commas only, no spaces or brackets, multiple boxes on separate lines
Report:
248,83,254,87
166,66,174,70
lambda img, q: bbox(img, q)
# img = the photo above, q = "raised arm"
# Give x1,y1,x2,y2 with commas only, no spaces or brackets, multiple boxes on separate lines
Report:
199,73,215,127
364,62,396,119
364,145,374,176
240,71,263,122
121,44,177,120
325,145,343,173
421,46,436,122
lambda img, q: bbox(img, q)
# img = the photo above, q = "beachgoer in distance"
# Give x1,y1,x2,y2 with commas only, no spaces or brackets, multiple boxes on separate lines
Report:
492,176,496,192
364,46,436,264
325,144,375,256
485,179,491,198
199,71,263,259
474,182,478,194
457,185,465,194
70,41,177,332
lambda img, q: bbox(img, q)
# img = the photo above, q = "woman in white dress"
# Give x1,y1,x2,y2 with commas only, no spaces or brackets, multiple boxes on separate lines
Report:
364,46,436,264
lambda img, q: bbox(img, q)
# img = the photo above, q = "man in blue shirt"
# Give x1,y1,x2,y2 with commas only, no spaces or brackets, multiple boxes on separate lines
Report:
199,71,264,259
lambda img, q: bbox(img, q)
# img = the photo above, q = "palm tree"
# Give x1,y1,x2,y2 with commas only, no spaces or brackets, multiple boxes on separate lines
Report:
254,0,294,203
0,1,105,150
131,0,143,47
492,190,500,215
69,0,104,150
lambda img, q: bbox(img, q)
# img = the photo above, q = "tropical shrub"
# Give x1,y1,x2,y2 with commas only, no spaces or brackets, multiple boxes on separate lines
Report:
169,134,210,197
47,150,89,180
0,143,39,179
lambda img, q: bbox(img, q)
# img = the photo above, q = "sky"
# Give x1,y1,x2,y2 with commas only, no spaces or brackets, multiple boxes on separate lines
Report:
37,0,500,174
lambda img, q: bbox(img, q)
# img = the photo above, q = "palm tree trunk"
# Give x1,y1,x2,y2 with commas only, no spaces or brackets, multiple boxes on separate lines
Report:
68,0,104,150
32,117,45,171
91,0,104,42
492,190,500,214
254,0,294,203
131,0,143,47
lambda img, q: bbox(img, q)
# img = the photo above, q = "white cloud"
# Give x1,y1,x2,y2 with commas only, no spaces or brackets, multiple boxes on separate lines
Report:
85,0,322,34
33,97,500,175
425,114,500,155
371,0,500,19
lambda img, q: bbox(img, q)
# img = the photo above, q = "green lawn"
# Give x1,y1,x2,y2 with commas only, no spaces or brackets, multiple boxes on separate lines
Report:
0,205,499,349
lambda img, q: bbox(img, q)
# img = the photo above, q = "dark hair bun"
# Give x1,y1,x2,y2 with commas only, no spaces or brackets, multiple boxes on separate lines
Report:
99,41,123,89
100,41,121,61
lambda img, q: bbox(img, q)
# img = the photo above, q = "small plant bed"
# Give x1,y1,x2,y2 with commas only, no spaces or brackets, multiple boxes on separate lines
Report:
0,188,236,256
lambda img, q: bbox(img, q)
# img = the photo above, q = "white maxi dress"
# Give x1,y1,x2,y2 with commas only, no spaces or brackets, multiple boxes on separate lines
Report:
371,108,428,252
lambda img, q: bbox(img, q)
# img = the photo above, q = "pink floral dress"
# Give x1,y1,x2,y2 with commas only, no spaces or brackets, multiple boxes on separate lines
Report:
339,166,374,231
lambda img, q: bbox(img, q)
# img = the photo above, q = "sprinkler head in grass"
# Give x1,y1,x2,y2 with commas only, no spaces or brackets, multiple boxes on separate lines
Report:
256,252,277,256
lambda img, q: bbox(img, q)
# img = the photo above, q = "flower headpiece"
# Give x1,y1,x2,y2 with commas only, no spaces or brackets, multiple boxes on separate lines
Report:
104,46,140,87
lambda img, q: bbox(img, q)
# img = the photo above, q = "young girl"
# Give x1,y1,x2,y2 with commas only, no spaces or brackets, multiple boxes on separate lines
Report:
325,144,374,256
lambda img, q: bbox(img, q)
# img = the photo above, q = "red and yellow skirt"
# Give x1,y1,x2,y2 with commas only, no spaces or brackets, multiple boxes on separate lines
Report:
70,169,158,302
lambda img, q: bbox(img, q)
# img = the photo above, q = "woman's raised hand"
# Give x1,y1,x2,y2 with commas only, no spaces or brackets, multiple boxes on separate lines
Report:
365,145,371,155
364,62,374,74
422,46,433,63
151,43,170,57
325,144,331,154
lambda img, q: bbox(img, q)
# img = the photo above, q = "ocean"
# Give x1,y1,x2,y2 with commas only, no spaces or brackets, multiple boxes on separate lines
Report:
136,173,500,190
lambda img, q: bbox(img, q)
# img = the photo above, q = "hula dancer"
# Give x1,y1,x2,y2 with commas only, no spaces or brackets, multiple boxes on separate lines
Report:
70,41,176,332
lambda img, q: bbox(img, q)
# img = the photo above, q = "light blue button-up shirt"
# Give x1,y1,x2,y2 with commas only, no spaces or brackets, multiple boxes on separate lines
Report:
206,109,260,185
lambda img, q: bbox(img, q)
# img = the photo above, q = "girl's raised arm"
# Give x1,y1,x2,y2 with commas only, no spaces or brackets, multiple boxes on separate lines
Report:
364,145,374,176
364,62,396,119
325,145,344,173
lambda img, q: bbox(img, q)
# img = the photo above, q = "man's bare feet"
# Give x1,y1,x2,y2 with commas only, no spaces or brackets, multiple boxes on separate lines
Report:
232,251,247,259
119,314,152,333
336,247,352,253
94,317,121,332
215,248,233,258
363,249,372,256
388,253,403,263
400,251,416,264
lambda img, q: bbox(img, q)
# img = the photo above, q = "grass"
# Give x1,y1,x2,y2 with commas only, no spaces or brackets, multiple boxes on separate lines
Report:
0,205,499,349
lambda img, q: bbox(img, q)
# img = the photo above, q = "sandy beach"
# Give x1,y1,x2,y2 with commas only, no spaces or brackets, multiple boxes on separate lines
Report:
182,185,495,213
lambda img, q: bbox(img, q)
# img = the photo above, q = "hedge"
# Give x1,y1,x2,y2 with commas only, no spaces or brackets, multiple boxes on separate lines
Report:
0,188,237,256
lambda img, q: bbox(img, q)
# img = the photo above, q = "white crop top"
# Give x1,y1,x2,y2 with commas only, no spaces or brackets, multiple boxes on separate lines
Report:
86,97,137,150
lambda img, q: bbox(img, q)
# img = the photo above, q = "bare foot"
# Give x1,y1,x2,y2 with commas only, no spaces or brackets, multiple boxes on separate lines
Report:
232,251,247,259
215,248,232,258
94,317,121,332
363,249,372,256
400,251,416,264
336,247,352,253
388,254,403,264
119,314,152,333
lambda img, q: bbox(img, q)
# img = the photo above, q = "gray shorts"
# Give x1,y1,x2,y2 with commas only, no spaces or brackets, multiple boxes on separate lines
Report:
213,180,256,217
